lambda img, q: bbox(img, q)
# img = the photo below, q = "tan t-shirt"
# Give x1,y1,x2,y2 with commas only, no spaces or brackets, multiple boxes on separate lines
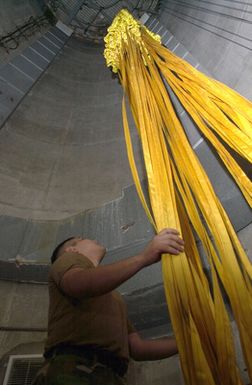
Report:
45,252,135,360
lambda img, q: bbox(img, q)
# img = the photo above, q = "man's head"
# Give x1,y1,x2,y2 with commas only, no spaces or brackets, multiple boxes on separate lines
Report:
51,237,106,266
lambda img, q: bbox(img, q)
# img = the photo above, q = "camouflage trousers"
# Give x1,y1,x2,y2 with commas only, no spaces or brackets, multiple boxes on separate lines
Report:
32,354,127,385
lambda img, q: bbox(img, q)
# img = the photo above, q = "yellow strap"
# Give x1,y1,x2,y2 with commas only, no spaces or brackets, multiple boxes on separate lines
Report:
104,9,252,384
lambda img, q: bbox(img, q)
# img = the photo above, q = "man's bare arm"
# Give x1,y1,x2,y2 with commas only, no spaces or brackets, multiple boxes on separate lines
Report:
61,254,146,298
129,332,178,361
61,229,184,299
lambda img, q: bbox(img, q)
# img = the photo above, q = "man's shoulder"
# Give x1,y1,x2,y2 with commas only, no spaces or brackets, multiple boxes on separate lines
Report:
49,252,94,285
51,252,93,270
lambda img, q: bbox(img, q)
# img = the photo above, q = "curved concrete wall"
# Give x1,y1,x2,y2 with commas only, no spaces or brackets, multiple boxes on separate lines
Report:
0,0,45,65
0,0,41,34
159,1,252,98
0,38,143,220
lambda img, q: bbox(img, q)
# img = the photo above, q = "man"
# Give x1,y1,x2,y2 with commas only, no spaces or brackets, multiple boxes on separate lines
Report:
33,228,184,385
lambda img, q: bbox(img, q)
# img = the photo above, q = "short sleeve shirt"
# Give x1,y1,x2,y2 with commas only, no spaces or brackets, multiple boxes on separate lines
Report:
45,252,135,360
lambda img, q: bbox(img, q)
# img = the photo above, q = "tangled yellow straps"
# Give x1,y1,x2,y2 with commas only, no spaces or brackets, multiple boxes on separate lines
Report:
104,9,252,385
104,9,161,73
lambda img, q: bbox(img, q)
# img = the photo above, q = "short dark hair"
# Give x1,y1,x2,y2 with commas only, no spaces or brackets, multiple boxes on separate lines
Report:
50,237,75,264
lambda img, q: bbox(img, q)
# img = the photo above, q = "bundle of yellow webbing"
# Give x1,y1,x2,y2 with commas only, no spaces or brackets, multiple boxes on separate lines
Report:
104,10,252,385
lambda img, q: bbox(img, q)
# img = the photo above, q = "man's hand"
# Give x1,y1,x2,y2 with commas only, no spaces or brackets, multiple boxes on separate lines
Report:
141,228,184,267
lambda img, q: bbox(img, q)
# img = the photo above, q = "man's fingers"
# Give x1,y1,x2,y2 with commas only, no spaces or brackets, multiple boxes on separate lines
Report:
165,247,180,255
164,234,184,244
159,228,180,236
158,238,184,253
167,240,184,252
161,234,185,247
154,229,185,255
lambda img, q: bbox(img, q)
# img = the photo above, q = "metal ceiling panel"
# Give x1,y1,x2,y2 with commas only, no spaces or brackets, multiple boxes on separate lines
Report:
46,0,162,41
76,6,98,24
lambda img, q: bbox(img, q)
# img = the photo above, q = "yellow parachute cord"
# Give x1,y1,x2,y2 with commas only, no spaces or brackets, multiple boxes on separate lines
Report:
104,9,252,385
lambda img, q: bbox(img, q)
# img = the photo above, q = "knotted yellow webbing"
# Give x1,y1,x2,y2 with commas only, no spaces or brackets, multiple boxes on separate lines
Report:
104,10,252,385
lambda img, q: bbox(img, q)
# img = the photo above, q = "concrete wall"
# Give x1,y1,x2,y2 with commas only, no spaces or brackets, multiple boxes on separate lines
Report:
159,0,252,99
0,0,42,35
0,36,143,221
0,281,47,359
0,0,47,66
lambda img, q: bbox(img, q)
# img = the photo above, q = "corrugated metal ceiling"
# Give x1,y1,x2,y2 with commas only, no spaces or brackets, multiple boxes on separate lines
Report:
46,0,161,41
